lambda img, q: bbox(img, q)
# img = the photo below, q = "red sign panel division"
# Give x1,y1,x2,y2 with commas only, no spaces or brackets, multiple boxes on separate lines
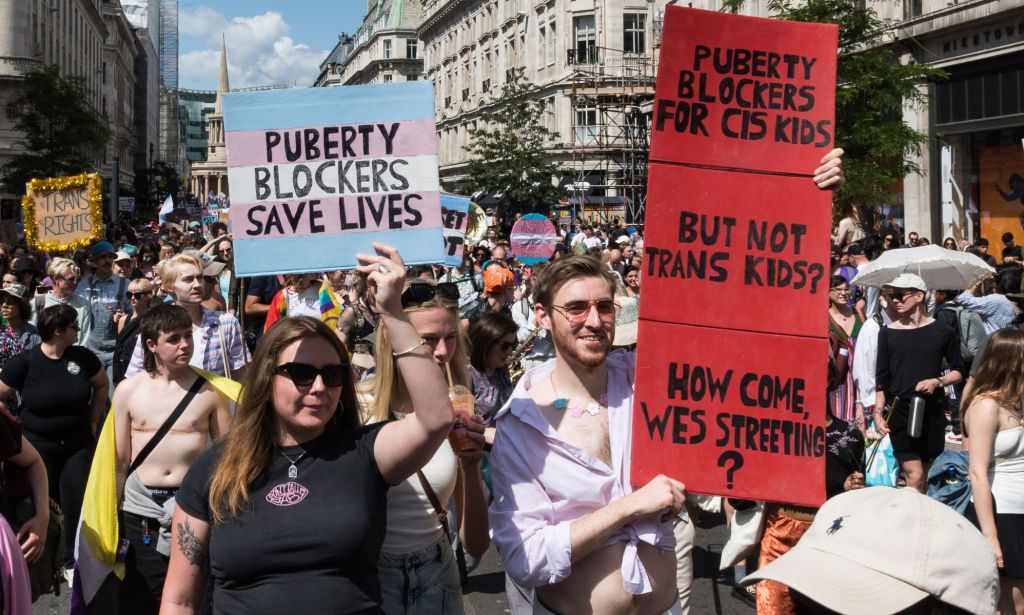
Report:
639,163,832,337
632,321,827,507
650,6,838,175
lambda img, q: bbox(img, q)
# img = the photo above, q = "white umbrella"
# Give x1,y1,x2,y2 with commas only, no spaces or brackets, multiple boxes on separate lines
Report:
851,245,995,290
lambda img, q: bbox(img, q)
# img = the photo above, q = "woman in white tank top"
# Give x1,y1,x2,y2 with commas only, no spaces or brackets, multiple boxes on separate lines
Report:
963,329,1024,615
359,279,490,614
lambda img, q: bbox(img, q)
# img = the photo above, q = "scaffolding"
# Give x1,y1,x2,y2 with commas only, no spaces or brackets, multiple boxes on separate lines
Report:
567,46,656,225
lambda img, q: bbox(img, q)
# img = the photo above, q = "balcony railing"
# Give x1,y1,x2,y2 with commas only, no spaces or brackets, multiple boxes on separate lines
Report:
567,47,599,65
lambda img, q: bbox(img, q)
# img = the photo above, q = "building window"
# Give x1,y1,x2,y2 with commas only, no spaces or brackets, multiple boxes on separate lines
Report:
383,74,393,83
546,22,556,65
539,25,547,66
408,74,418,81
407,39,418,59
101,62,106,84
624,13,646,54
575,106,598,144
574,15,596,64
903,0,922,19
383,39,392,59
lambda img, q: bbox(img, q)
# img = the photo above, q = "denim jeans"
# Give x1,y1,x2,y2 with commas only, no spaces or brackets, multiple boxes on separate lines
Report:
378,538,464,615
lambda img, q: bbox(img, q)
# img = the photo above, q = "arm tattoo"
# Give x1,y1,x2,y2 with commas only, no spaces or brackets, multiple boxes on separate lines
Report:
176,518,208,568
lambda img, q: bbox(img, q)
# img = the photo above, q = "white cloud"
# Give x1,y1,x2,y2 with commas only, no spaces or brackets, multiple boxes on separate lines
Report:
179,8,330,89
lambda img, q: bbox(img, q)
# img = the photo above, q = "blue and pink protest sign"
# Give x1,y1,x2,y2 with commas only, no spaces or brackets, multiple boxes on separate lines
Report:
441,194,471,267
223,82,445,276
510,213,559,265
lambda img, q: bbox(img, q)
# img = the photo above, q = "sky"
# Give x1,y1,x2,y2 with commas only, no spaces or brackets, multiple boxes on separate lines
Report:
178,0,367,90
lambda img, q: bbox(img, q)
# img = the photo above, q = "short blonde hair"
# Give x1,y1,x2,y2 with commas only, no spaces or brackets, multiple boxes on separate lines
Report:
47,257,80,279
158,253,203,292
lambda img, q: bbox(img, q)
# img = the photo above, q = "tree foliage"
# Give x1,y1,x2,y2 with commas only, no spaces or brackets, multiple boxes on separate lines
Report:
3,65,108,194
465,69,563,217
721,0,946,210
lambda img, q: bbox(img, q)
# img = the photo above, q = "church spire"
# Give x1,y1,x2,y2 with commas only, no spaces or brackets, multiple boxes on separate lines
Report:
214,34,230,114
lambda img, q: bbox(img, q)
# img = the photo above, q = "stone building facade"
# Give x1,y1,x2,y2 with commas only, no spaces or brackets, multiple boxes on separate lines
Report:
314,0,425,87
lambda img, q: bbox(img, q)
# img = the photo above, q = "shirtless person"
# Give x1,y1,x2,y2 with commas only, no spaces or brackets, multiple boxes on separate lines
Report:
113,304,231,613
489,151,846,615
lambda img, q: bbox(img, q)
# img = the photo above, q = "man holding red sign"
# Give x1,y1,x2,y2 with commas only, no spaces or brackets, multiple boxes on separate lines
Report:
488,147,841,614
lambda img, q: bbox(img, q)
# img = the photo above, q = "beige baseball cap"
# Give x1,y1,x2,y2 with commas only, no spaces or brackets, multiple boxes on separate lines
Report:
742,487,998,615
883,272,927,292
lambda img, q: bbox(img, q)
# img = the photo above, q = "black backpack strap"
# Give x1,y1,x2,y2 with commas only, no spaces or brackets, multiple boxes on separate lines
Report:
128,375,205,476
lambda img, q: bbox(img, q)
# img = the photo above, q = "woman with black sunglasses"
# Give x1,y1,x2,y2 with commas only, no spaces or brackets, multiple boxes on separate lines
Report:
466,311,517,430
163,245,459,614
112,279,155,385
358,277,489,615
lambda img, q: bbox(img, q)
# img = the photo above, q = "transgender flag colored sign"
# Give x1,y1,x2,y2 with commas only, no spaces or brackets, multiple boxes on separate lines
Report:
224,81,445,276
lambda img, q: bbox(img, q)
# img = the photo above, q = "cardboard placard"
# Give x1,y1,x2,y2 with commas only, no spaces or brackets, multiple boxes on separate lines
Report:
22,173,104,251
510,213,558,265
633,6,835,506
223,82,445,276
640,164,831,337
632,321,827,507
650,6,837,175
441,194,471,267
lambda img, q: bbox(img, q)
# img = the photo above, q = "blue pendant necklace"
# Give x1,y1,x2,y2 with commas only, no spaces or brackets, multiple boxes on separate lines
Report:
551,376,607,418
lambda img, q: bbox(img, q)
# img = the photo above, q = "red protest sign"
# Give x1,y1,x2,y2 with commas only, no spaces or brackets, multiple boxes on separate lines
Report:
639,164,831,337
632,6,836,506
650,6,837,175
632,321,827,507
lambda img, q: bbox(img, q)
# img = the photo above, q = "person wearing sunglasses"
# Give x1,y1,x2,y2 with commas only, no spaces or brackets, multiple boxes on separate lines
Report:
466,311,518,430
112,279,156,385
488,254,689,615
31,257,93,346
107,304,231,613
358,276,489,615
827,276,863,431
875,274,965,493
163,244,459,615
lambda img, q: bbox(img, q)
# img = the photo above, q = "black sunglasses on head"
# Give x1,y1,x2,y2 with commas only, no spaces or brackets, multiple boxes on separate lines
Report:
276,362,348,387
400,282,459,308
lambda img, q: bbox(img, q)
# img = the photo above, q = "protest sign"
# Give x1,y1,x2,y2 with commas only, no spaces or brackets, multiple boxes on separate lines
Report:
224,82,445,276
650,7,837,176
22,173,104,251
510,214,558,265
633,6,836,506
441,194,470,267
118,197,135,213
640,164,831,337
632,321,827,506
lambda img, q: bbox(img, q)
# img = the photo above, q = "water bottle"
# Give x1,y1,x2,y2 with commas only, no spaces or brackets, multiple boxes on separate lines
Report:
908,395,926,438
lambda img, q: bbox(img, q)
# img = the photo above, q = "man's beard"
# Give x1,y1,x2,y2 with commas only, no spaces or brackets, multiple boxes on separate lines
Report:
551,322,613,369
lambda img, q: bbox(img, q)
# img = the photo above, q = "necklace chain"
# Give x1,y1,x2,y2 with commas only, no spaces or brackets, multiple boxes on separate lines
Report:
280,439,318,479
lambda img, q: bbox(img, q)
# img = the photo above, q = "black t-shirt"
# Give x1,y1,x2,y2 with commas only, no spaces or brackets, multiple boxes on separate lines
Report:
244,275,282,333
876,321,964,399
0,345,101,437
1003,245,1023,262
176,422,390,615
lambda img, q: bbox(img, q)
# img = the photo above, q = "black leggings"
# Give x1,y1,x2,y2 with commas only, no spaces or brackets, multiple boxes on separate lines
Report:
24,429,94,565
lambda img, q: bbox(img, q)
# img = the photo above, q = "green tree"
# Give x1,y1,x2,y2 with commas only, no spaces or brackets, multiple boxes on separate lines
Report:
3,65,108,193
721,0,946,211
465,69,563,218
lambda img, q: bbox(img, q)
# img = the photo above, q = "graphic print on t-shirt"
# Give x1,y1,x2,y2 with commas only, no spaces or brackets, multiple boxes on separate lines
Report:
265,481,309,506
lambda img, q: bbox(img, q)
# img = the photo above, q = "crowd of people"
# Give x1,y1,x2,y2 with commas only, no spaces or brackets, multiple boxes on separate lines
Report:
0,147,1015,615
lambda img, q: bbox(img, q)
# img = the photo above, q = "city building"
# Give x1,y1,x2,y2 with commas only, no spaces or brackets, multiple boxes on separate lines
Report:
100,0,139,196
178,89,216,164
313,0,425,87
418,0,669,223
122,0,161,177
0,0,108,234
188,39,229,204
